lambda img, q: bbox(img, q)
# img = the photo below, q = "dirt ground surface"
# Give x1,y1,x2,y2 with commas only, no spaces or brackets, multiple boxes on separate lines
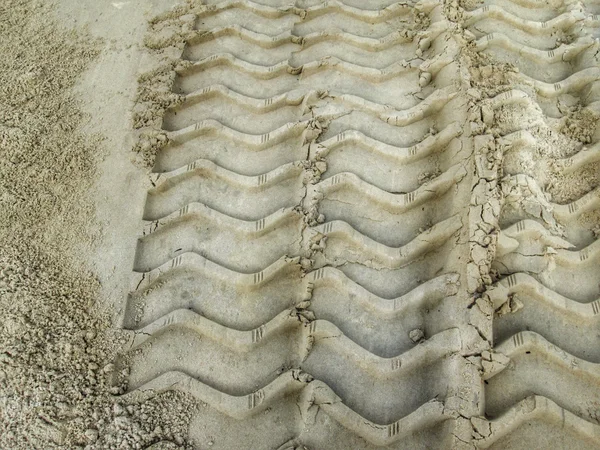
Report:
1,0,600,449
0,1,197,448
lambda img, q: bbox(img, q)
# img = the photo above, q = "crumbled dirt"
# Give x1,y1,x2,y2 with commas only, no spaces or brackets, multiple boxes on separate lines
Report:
468,62,516,97
0,1,197,448
580,209,600,237
132,1,199,169
548,161,600,204
467,47,600,207
458,0,483,10
560,107,599,145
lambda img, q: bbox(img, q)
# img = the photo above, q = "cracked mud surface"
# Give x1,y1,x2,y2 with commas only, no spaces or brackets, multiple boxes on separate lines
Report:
1,0,600,449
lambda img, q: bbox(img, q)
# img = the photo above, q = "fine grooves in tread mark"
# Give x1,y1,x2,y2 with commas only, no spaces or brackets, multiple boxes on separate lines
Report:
310,271,460,313
316,164,467,213
315,121,462,162
331,86,457,126
474,34,593,63
485,332,600,425
299,54,452,81
310,391,449,447
125,255,305,331
471,0,589,10
172,84,315,114
287,26,449,69
166,119,309,149
188,26,294,48
497,236,600,267
514,67,600,98
134,206,302,273
296,29,414,50
143,160,305,221
464,6,585,33
314,243,458,300
126,307,298,349
490,273,600,362
300,0,412,22
492,331,600,381
314,214,462,268
553,186,600,222
125,371,452,446
500,219,575,249
552,141,600,174
489,273,600,319
134,253,298,286
198,0,295,19
494,237,600,301
146,203,299,235
308,271,461,356
176,53,296,79
476,396,600,449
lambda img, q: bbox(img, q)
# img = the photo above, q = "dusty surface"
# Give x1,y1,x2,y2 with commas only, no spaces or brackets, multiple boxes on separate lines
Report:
0,1,197,448
1,0,599,449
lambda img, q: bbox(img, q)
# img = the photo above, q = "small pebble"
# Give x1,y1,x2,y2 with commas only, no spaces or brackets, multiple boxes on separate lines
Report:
409,328,425,343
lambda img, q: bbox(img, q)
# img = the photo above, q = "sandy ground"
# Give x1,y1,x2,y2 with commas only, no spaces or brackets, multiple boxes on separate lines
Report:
1,0,599,449
0,1,197,448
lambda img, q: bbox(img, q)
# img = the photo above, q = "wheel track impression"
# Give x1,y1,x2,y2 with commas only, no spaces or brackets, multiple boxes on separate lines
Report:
461,0,600,447
119,0,598,447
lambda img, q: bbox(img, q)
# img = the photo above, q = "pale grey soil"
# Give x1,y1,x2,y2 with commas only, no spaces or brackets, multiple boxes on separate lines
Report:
1,0,599,449
0,1,196,448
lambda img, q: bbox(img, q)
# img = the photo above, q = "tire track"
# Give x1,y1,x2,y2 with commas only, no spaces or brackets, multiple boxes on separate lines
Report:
459,0,600,445
125,0,484,447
